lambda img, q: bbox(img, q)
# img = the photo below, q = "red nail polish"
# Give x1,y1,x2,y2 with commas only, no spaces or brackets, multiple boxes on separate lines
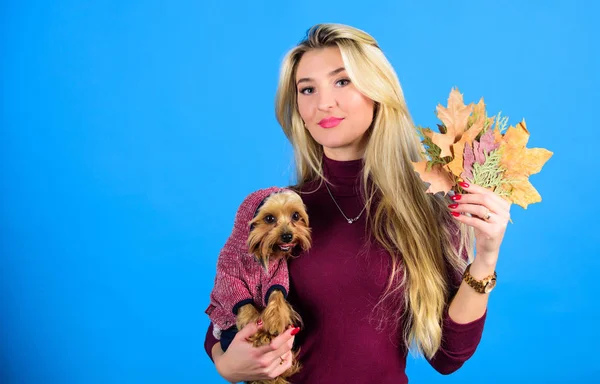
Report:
291,327,301,336
451,211,461,217
257,319,263,326
448,203,458,209
450,195,462,201
459,182,470,188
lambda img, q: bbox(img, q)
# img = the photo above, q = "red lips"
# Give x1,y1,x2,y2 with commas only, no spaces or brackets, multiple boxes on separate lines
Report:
318,117,344,128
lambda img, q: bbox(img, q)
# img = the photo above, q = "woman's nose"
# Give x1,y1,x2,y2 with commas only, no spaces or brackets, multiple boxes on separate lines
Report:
317,89,336,111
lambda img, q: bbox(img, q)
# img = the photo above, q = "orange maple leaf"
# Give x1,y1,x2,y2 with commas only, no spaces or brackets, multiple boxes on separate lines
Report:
429,88,474,158
446,98,489,178
414,88,552,207
498,120,553,208
412,161,455,194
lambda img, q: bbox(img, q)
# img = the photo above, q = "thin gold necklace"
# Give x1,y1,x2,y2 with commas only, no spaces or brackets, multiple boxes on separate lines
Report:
324,182,367,224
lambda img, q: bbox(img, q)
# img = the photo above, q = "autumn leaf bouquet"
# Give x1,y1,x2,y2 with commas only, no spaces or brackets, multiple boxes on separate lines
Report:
412,88,553,209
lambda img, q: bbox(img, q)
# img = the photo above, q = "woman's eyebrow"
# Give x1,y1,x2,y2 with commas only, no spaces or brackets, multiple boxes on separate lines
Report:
296,67,346,85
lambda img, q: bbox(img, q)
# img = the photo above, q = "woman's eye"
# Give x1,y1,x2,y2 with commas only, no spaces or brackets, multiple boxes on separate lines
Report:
292,212,300,221
264,215,276,224
299,87,314,95
336,78,350,87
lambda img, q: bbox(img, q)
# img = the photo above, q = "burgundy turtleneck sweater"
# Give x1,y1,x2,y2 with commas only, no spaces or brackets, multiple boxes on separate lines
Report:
204,154,486,383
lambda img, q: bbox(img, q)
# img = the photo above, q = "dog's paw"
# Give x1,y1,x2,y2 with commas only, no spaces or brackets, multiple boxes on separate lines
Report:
247,328,274,348
236,304,261,332
261,303,294,336
263,319,288,337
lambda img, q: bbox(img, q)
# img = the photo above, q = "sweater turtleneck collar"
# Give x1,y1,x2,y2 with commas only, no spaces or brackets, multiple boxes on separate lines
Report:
321,152,364,197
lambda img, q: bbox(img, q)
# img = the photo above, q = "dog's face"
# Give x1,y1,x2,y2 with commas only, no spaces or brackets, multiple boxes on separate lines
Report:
247,191,311,268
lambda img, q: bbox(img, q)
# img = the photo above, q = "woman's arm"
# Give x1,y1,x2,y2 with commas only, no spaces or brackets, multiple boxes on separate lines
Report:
445,180,510,325
427,256,495,374
447,255,496,323
429,181,511,374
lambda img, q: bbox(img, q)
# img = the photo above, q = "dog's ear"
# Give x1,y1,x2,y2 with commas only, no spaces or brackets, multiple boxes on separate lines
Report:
247,231,260,256
249,239,260,255
299,208,310,227
248,238,268,270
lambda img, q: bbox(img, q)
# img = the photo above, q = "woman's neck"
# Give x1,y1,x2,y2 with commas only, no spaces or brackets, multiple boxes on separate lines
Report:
321,152,363,197
323,145,365,161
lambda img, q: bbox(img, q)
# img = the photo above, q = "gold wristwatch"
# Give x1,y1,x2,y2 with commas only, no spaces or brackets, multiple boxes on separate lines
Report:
462,264,497,294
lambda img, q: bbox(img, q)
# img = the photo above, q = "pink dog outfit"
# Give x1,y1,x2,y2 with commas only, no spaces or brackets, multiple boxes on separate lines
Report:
205,187,292,343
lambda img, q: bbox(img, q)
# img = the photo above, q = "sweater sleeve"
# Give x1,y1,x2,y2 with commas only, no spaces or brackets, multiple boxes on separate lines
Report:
205,195,260,338
262,257,290,306
427,308,486,374
427,219,487,374
204,187,286,356
205,229,255,338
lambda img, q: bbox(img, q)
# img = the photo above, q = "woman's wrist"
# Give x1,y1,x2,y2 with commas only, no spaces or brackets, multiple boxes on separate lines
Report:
469,260,496,279
212,343,234,382
471,252,498,276
212,342,224,361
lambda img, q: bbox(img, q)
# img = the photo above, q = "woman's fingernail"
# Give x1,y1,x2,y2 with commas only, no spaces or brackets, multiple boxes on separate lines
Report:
459,182,470,188
290,327,301,336
448,203,458,209
451,211,461,217
450,194,462,201
257,319,263,326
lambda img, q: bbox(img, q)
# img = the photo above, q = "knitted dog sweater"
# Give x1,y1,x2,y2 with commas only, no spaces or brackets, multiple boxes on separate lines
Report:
205,187,291,340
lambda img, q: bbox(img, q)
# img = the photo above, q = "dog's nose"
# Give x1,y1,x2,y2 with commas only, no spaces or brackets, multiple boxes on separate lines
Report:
281,233,293,243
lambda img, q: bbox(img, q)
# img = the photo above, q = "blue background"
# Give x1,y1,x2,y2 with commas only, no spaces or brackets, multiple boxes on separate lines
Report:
2,0,598,383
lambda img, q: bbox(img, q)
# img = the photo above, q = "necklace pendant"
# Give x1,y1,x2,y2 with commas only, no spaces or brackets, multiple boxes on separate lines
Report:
347,218,353,224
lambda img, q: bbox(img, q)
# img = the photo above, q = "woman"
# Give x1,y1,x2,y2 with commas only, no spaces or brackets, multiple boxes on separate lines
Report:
205,23,511,383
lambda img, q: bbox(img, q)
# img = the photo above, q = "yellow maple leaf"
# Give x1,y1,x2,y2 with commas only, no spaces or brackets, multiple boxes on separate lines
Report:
412,161,454,194
502,179,542,209
499,120,553,208
469,97,490,129
429,88,474,158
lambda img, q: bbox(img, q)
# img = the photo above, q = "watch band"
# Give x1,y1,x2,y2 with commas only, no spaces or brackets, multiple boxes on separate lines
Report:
462,264,497,294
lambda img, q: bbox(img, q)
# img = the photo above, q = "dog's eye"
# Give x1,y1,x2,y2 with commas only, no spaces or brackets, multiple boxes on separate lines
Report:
264,215,276,224
292,212,300,221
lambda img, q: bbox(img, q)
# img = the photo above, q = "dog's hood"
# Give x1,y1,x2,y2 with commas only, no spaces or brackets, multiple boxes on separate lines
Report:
250,187,293,219
236,187,292,233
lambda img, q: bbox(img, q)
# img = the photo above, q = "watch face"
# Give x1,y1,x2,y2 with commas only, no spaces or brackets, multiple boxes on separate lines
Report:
484,279,497,293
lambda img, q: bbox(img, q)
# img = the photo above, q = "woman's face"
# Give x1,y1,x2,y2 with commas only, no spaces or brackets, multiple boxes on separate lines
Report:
295,46,375,161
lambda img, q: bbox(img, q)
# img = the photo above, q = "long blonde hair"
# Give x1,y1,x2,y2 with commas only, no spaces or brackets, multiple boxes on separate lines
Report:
275,23,474,358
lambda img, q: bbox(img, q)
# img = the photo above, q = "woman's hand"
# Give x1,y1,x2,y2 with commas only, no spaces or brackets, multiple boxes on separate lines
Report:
448,181,512,267
212,320,299,383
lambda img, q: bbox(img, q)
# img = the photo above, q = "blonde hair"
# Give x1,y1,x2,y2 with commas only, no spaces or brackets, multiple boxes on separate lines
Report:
275,23,474,358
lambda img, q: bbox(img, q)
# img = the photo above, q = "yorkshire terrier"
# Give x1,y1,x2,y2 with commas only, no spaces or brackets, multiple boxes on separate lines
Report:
239,189,311,384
